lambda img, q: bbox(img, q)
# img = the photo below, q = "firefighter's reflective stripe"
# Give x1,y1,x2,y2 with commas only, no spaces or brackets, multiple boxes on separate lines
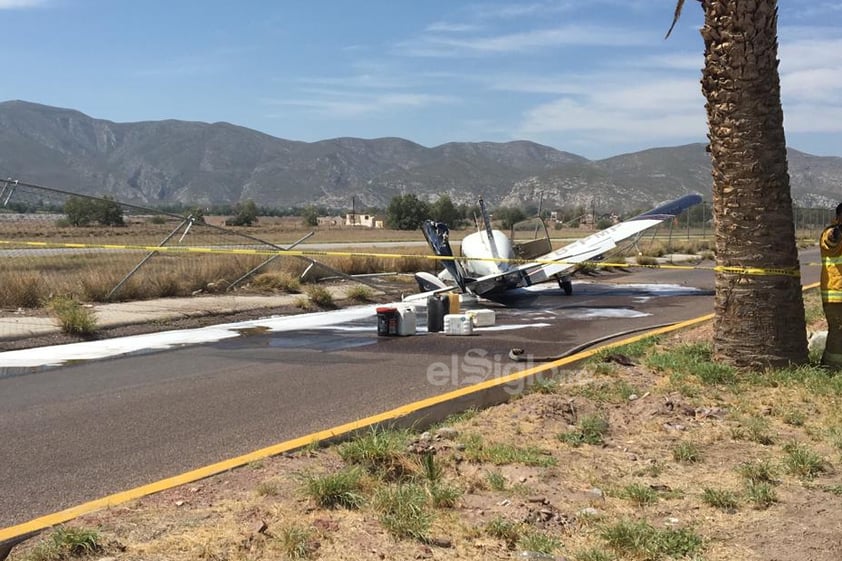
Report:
821,290,842,303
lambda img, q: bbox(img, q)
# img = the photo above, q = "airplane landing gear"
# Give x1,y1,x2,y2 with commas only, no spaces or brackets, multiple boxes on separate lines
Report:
558,277,573,295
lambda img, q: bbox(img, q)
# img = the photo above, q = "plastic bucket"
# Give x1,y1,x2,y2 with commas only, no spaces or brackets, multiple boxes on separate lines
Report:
376,306,399,336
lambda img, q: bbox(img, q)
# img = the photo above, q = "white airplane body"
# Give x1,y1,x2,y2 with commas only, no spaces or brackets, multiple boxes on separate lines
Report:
414,193,703,301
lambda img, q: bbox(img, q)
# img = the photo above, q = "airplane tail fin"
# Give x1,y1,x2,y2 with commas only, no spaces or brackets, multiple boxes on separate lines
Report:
421,220,468,291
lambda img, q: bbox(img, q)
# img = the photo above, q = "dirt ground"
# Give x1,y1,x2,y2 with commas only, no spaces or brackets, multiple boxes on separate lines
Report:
7,316,842,561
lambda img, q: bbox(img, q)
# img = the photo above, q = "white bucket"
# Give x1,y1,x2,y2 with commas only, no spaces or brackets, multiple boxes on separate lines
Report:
466,308,496,327
397,306,417,336
444,313,473,336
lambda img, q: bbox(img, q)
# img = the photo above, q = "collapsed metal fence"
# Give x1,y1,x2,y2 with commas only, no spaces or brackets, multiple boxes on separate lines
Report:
0,179,834,326
0,179,361,312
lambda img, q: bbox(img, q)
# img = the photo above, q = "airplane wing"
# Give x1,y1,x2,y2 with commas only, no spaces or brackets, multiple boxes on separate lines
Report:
463,193,703,296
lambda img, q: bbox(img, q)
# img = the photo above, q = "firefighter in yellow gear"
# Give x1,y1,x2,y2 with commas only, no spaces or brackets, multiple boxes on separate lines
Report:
820,202,842,368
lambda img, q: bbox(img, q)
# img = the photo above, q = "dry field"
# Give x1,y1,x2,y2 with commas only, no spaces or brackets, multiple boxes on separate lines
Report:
7,291,842,561
0,214,714,312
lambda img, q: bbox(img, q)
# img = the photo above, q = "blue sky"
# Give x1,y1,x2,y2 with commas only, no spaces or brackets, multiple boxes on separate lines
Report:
1,0,841,160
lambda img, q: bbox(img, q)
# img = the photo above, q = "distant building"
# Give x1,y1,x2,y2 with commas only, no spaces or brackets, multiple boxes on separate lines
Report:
317,215,343,227
345,213,383,228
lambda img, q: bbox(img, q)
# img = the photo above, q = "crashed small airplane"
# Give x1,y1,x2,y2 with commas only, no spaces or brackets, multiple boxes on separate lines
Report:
414,193,703,300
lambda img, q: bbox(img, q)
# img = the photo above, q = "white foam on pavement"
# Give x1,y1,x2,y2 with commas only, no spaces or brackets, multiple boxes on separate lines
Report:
563,308,650,320
1,305,380,368
0,282,693,368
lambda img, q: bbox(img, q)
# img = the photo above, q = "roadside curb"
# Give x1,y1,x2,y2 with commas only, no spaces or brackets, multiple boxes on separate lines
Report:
0,312,713,549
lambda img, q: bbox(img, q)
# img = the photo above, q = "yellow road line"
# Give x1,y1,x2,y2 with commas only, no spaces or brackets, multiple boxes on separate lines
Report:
0,313,713,543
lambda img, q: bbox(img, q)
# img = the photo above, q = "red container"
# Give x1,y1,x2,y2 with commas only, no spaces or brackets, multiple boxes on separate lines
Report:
376,306,399,336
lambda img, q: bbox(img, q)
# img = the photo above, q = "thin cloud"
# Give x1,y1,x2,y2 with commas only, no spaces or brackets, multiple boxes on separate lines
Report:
0,0,46,8
515,67,706,147
519,97,705,141
263,92,456,119
469,2,564,19
296,74,416,90
784,103,842,133
425,21,481,33
779,37,842,72
398,25,651,57
639,53,704,71
132,59,223,78
785,2,842,19
467,0,650,20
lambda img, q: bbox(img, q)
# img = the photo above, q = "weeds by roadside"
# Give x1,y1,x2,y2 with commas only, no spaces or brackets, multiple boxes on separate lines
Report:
48,296,97,336
23,526,101,561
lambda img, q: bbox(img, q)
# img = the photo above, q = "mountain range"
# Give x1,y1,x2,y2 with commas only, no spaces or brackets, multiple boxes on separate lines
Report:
1,100,840,212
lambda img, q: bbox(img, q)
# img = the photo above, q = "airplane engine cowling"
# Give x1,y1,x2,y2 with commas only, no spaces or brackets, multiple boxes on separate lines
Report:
460,229,514,277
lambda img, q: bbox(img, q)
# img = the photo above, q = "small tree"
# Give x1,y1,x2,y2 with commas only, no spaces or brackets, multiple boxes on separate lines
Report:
494,206,527,229
386,194,430,230
63,195,124,226
226,199,259,226
430,195,462,227
184,207,206,224
64,196,95,226
93,196,124,226
302,206,319,227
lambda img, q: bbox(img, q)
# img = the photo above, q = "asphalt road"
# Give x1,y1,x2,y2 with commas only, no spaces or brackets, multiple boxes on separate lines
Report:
0,252,819,528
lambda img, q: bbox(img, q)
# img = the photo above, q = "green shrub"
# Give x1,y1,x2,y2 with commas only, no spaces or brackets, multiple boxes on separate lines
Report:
300,467,365,509
26,526,101,561
485,516,524,548
346,285,374,302
48,296,97,336
746,481,778,509
702,488,739,511
486,470,507,491
518,531,561,555
339,428,415,481
372,484,433,541
737,459,778,484
600,519,703,559
732,416,775,445
305,284,335,308
672,441,703,464
278,525,317,559
462,434,556,467
619,483,658,507
429,482,461,508
782,441,828,480
252,272,301,293
559,414,610,447
575,547,615,561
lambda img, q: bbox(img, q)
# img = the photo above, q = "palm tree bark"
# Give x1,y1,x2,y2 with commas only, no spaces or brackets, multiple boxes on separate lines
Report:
700,0,807,368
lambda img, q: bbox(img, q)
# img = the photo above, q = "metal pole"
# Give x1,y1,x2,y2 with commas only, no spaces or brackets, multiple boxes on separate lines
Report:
228,230,315,290
107,216,194,300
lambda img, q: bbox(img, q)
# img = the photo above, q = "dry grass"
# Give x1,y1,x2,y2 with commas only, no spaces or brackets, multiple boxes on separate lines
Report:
0,214,721,310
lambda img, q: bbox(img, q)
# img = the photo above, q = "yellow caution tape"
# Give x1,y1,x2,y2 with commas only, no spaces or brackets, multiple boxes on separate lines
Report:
0,239,804,277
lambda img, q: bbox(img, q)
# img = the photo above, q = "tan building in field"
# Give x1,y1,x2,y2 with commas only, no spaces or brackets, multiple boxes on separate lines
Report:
345,213,383,228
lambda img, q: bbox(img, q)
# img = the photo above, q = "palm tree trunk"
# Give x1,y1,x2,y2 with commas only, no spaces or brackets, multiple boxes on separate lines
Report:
701,0,807,368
